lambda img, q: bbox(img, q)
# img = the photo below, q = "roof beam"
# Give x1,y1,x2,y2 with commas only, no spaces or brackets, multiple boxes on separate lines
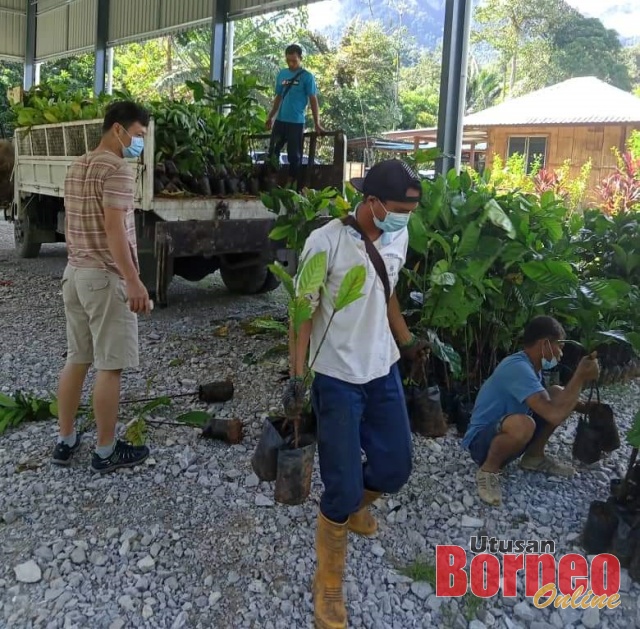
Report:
24,0,37,90
94,0,110,95
210,0,229,85
435,0,472,175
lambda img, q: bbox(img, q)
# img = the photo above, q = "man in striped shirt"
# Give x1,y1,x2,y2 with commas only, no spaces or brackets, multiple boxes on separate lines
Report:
52,101,152,474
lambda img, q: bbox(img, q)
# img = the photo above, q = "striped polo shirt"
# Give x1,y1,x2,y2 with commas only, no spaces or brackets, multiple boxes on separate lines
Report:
64,151,138,277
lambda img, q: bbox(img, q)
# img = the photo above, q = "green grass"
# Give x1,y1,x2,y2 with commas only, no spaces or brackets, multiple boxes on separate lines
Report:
400,559,437,586
401,559,484,624
462,593,484,621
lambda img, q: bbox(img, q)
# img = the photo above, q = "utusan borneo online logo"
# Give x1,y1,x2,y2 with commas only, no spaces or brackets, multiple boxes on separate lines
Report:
435,535,621,611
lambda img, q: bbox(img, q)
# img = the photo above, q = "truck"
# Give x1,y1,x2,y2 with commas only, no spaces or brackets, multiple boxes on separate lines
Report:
7,118,346,305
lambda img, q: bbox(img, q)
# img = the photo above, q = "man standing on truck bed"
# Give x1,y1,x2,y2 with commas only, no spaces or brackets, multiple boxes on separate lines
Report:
52,101,152,474
266,44,324,185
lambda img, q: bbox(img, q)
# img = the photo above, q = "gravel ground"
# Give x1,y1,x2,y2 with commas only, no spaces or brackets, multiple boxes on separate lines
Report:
1,218,640,629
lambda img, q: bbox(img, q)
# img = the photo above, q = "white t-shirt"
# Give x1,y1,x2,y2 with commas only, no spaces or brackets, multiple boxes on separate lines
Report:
298,213,409,385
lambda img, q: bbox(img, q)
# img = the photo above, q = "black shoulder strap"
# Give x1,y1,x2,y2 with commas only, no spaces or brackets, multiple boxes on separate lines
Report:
341,215,391,304
281,70,306,100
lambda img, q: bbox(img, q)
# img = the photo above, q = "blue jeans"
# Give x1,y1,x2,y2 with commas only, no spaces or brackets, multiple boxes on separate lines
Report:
468,413,547,468
268,120,304,179
311,363,413,523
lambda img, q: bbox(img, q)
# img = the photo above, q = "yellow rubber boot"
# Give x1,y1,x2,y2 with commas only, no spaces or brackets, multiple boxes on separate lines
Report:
313,513,348,629
348,489,382,537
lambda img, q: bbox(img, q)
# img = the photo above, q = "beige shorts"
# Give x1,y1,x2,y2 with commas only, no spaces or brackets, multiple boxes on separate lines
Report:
62,265,139,370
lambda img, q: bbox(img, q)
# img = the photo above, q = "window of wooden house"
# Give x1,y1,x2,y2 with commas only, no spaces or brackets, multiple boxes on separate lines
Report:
507,136,547,173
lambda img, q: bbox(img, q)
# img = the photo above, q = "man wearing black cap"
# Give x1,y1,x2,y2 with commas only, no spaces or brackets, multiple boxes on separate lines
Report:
282,159,428,629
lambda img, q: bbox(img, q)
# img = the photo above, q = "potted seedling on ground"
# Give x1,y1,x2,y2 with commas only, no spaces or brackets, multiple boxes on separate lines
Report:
251,251,366,505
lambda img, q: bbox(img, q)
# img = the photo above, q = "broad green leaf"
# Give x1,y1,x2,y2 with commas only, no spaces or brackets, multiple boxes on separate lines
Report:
408,212,430,253
296,251,327,297
483,199,516,238
268,224,293,241
430,260,456,286
457,221,481,258
175,411,210,427
0,393,17,408
626,332,640,354
427,330,462,378
521,260,577,288
268,262,295,297
334,265,366,311
49,400,59,418
627,409,640,448
249,318,288,335
290,296,313,335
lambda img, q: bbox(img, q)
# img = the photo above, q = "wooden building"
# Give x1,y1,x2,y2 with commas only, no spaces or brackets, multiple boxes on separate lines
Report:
464,76,640,191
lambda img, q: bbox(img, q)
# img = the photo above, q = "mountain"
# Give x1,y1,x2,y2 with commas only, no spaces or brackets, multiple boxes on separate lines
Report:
308,0,450,49
308,0,640,49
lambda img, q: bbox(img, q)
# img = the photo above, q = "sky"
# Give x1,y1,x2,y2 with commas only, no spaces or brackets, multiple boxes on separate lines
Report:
308,0,640,40
564,0,640,39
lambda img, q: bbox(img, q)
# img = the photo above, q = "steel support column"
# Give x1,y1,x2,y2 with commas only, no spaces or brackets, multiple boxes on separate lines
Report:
210,0,229,84
94,0,110,96
23,0,37,90
435,0,473,175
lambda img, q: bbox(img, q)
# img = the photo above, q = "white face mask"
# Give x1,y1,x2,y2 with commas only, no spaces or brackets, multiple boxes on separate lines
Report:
371,200,411,232
541,340,562,370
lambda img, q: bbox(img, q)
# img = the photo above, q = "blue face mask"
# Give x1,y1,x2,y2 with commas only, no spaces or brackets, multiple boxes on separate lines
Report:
371,200,411,233
119,128,144,159
541,340,561,370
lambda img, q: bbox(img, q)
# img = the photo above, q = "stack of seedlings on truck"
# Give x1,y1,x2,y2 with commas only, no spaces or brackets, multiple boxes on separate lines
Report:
8,77,346,305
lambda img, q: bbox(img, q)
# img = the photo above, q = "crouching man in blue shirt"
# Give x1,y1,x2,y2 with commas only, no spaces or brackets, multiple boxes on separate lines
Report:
462,316,600,507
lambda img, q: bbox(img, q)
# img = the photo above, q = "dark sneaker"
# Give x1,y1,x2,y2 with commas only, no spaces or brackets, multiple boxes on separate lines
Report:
52,434,82,466
90,440,150,474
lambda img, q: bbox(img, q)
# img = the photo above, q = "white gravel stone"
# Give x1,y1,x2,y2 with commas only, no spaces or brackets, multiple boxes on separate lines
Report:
14,560,42,583
410,581,433,600
137,556,155,573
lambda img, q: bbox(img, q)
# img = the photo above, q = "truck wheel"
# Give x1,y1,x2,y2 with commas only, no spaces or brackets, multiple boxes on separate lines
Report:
257,269,281,294
220,264,269,295
14,215,42,258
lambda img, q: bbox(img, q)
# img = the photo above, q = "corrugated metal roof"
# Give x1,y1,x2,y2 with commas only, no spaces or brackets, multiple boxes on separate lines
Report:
229,0,322,19
37,5,70,59
465,77,640,127
4,0,328,62
0,0,26,60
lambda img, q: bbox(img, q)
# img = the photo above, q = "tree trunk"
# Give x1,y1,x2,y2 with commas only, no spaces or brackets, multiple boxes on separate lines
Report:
509,53,517,94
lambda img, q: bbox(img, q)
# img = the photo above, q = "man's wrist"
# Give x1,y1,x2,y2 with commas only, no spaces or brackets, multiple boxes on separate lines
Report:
399,334,417,349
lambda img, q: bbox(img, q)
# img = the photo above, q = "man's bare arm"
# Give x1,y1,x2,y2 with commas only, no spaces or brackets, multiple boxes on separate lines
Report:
267,95,282,125
309,95,322,128
526,352,600,426
387,292,413,346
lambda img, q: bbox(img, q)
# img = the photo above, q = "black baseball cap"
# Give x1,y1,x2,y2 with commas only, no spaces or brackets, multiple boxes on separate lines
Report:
350,159,422,203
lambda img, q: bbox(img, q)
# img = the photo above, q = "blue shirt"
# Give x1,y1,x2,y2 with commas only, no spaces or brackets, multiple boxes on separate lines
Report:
275,68,317,124
461,352,545,449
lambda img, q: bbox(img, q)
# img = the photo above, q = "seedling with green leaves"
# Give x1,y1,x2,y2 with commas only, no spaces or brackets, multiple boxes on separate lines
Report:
0,391,58,436
269,250,367,446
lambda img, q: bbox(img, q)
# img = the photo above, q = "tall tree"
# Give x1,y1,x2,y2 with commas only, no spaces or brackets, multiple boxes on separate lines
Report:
40,54,95,94
465,58,502,113
552,14,632,90
473,0,570,95
306,20,403,138
398,50,441,128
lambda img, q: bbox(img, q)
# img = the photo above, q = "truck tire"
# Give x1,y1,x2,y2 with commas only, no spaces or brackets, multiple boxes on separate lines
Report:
220,264,269,295
257,269,281,294
14,215,42,258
